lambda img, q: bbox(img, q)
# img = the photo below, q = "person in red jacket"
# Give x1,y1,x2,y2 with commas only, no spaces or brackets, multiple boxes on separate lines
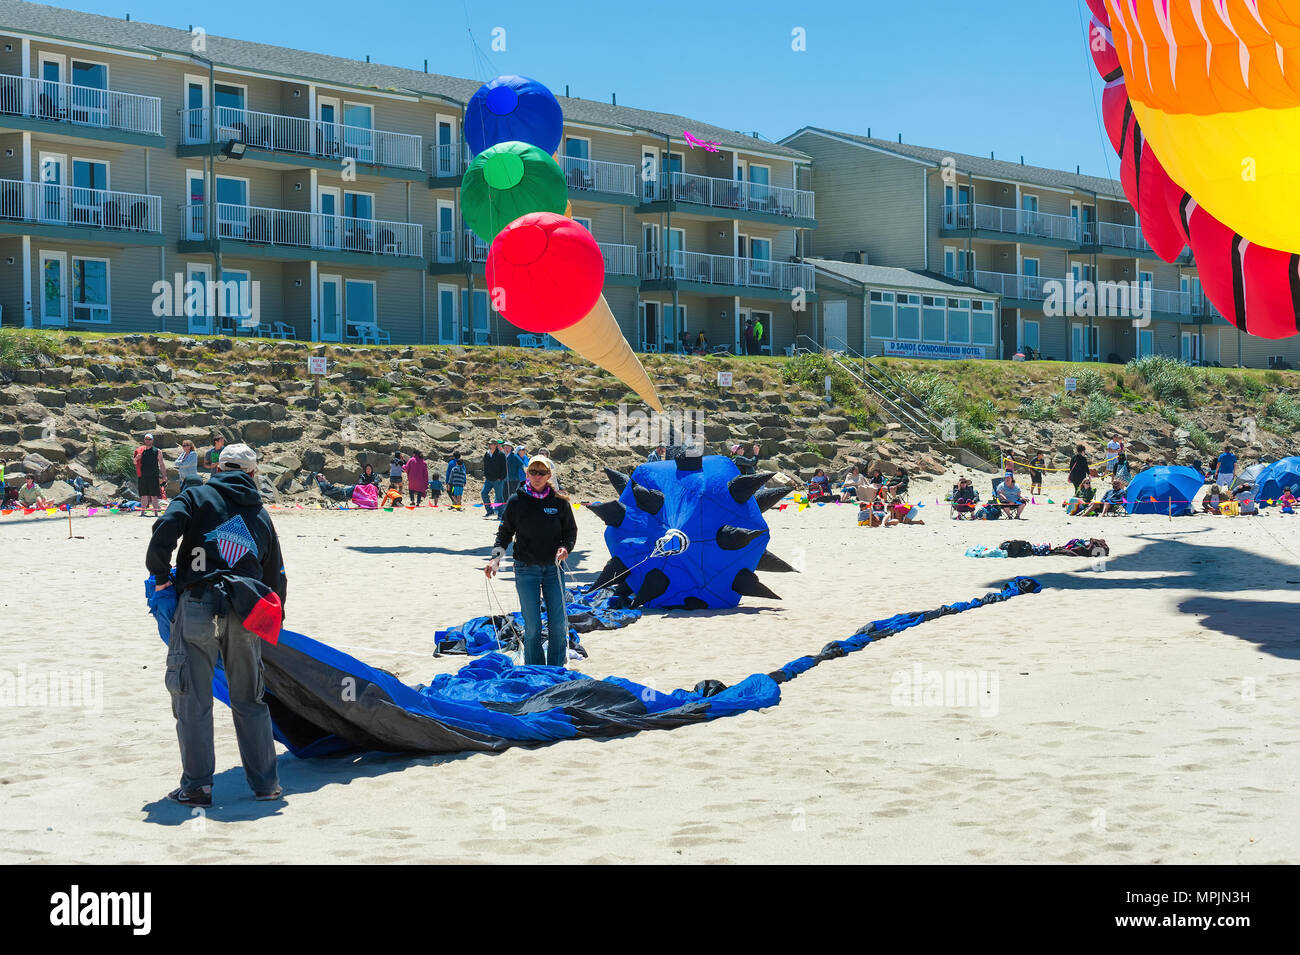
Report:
133,433,167,517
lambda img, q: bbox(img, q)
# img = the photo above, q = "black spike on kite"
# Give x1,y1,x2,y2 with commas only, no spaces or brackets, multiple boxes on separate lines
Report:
604,467,630,496
716,525,767,551
757,550,797,573
731,568,781,600
590,556,630,593
585,500,627,528
630,568,671,608
630,481,666,516
755,486,788,512
728,471,775,505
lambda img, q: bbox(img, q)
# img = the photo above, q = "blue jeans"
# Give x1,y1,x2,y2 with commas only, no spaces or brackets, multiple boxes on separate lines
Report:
481,479,507,518
514,563,568,667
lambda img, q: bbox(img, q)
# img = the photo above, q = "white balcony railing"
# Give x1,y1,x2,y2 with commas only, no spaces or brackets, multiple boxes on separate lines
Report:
640,249,814,292
598,242,637,275
0,74,162,136
968,270,1053,301
430,140,471,178
561,156,637,196
0,178,162,233
943,202,1083,243
192,202,421,257
1095,220,1154,253
181,106,423,171
645,171,815,219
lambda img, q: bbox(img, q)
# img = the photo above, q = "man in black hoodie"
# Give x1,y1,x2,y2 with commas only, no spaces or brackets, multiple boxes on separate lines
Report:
147,443,287,807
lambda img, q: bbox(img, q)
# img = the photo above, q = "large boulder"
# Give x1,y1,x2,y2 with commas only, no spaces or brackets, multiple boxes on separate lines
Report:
20,438,66,463
21,452,57,482
240,421,274,444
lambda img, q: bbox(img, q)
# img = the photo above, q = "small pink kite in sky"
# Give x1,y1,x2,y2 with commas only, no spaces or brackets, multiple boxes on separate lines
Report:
683,130,721,152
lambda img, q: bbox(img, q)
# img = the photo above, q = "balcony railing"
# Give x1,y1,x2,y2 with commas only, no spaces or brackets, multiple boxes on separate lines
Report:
561,156,637,196
190,202,421,257
430,140,471,178
181,106,423,171
0,74,162,137
943,202,1082,243
598,242,637,275
640,250,814,292
0,178,162,233
968,270,1052,301
645,171,815,219
1094,220,1154,253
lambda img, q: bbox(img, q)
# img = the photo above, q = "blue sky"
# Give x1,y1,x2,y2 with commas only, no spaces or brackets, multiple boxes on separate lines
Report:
69,0,1118,178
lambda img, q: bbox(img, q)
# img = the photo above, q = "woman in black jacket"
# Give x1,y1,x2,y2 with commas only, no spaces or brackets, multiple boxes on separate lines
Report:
485,455,577,667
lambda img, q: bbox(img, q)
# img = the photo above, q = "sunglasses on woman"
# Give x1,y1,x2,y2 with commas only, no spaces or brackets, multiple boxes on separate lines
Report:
527,469,550,476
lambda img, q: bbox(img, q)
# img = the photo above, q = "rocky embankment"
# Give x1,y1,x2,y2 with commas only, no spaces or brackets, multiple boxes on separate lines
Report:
0,335,960,506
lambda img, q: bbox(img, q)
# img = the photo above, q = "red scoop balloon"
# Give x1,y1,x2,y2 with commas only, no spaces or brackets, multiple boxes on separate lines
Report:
486,212,604,333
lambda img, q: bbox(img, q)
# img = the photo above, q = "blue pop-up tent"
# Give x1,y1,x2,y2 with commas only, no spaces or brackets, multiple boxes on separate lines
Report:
1256,456,1300,506
1125,465,1204,515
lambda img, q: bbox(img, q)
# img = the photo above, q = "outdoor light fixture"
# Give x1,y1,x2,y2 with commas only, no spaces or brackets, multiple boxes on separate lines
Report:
4,148,11,157
294,182,302,190
294,279,303,287
5,257,13,265
221,139,248,159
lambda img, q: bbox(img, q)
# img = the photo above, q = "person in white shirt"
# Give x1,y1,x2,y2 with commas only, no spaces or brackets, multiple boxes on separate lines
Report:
1105,435,1123,474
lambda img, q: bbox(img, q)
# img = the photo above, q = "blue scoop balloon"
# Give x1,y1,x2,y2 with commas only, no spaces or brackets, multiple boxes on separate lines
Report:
465,74,563,157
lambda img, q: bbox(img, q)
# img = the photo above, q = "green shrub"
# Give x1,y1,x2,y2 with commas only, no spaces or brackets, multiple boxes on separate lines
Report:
1081,393,1116,430
1264,370,1283,386
1268,393,1300,428
90,439,136,480
1023,397,1055,422
1186,424,1214,454
1127,354,1195,405
1240,375,1267,399
375,380,392,395
966,398,997,429
0,328,59,370
1052,391,1078,415
781,352,861,407
1077,369,1106,395
1158,405,1184,427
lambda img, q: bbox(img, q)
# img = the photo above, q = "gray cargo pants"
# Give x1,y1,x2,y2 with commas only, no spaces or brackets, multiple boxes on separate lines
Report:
166,588,279,795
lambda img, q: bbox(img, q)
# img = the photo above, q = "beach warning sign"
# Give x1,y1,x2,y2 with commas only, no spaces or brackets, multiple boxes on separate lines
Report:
308,356,328,376
717,371,733,387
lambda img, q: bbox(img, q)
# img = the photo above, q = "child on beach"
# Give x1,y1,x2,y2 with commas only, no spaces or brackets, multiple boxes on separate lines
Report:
1278,488,1297,514
1202,485,1223,515
379,483,403,509
445,452,467,510
1029,452,1045,496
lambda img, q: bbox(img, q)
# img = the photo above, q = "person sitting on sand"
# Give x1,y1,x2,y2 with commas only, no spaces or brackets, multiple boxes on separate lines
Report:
358,463,379,488
951,477,978,519
17,477,55,509
887,468,910,499
1233,484,1259,516
1278,487,1298,514
840,465,866,503
808,469,832,501
1202,484,1223,514
311,473,359,503
1089,478,1129,517
996,475,1027,519
1064,477,1096,516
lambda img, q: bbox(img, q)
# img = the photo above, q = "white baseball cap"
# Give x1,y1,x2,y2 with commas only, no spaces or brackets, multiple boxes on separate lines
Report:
218,443,258,472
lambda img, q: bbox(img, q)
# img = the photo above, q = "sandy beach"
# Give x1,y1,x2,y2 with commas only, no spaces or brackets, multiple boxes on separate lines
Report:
1,467,1297,864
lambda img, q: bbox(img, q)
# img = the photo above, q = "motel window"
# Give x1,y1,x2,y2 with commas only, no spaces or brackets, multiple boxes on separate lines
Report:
895,294,921,341
71,257,109,323
922,296,946,342
971,300,995,346
948,299,970,344
869,290,894,339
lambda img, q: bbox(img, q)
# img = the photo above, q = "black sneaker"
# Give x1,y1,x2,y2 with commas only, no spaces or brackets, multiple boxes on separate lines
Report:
254,786,283,801
167,786,212,808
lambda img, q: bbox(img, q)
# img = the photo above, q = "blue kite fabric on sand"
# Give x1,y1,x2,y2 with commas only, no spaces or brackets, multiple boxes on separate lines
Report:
586,455,794,609
146,575,1040,758
435,587,641,657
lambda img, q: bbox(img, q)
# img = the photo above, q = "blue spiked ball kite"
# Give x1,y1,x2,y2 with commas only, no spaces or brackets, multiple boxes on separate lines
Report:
464,74,564,157
586,455,795,609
